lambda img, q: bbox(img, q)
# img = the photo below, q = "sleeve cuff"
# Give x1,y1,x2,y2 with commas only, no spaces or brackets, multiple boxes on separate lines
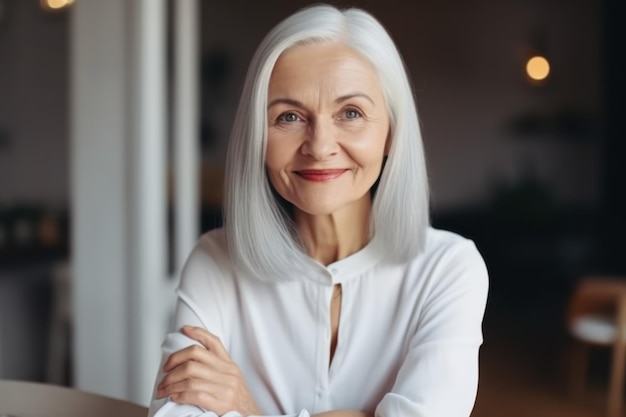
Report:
248,410,310,417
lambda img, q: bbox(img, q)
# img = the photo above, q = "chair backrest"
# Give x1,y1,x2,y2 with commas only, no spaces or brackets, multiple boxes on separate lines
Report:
0,380,148,417
567,277,626,325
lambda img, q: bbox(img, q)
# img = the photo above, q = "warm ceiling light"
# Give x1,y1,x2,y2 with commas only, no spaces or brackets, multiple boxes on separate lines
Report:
41,0,75,11
526,55,550,81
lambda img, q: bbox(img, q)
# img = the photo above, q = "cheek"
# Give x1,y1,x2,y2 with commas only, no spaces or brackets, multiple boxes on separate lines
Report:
266,138,285,169
354,129,389,167
264,164,289,204
265,138,292,190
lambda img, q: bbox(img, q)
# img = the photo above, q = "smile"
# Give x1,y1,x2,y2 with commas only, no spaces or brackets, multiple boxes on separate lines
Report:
295,169,347,182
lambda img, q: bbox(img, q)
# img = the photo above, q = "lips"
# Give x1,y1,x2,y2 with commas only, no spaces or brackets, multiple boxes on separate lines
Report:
295,169,347,182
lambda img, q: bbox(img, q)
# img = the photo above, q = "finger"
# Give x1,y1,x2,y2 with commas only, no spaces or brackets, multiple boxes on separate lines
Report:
163,343,218,372
158,378,218,406
159,358,232,390
168,389,230,416
182,326,231,362
159,360,211,391
159,368,262,416
164,380,240,416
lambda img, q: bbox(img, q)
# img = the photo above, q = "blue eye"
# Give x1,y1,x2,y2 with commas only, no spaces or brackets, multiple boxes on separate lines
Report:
278,112,299,122
344,109,361,119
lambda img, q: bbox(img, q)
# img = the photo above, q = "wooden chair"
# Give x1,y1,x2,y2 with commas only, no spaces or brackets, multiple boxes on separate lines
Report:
567,277,626,417
0,379,148,417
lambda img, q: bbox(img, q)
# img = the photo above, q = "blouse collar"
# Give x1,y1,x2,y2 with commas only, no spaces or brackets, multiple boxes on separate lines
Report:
304,238,384,285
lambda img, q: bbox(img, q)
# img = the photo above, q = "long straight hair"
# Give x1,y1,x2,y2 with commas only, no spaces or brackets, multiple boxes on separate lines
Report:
224,4,429,281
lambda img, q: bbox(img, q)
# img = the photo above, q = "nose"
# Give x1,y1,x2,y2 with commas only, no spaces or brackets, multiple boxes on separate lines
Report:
300,117,339,160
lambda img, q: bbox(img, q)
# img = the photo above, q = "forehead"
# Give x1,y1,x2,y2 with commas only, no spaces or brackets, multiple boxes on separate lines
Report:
268,42,383,96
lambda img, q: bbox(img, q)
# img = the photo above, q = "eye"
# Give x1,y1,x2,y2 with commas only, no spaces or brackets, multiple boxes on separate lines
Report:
277,112,300,123
343,108,362,120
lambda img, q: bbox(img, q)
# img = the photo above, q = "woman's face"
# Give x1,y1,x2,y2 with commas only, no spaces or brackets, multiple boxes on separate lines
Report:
266,42,390,217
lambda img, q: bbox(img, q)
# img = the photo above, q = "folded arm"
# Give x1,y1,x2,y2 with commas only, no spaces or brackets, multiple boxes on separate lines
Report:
155,325,371,417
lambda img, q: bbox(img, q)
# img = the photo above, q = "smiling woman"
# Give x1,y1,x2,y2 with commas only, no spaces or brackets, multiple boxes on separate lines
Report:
266,42,389,228
148,4,488,417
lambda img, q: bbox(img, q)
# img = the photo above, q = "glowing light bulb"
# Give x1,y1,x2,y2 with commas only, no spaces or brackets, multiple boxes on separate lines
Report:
47,0,68,8
41,0,75,11
526,56,550,81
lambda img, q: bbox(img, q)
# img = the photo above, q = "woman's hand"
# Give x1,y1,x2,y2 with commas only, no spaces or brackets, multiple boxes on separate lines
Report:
156,326,263,416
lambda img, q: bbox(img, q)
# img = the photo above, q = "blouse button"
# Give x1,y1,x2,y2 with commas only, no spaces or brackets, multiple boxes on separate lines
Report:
330,267,338,274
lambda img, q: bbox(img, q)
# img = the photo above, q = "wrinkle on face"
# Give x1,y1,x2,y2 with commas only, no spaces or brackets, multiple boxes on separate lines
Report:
265,41,390,263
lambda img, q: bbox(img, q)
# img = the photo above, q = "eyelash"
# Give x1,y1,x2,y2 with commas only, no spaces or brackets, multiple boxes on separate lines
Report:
276,108,363,124
277,112,301,123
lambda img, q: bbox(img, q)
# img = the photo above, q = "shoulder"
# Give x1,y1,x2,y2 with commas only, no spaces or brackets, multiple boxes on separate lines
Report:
186,227,231,268
422,227,485,266
415,227,489,294
424,227,475,251
177,228,234,295
194,227,229,261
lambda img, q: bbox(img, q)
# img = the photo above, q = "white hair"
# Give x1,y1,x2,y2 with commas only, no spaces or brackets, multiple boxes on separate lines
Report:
224,4,429,281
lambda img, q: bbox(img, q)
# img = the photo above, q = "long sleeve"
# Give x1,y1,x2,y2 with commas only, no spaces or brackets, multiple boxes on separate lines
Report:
149,303,312,417
148,235,313,417
148,237,231,417
374,240,489,417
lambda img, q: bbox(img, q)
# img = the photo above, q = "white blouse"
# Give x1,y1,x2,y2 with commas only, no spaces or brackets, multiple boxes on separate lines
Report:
149,227,488,417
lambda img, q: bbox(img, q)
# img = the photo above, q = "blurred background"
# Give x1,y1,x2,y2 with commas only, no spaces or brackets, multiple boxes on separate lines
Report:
0,0,624,415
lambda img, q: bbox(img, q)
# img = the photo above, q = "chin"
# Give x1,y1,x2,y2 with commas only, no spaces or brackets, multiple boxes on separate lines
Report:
292,198,361,217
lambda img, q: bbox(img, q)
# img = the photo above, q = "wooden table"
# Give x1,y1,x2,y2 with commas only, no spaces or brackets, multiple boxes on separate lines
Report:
0,380,147,417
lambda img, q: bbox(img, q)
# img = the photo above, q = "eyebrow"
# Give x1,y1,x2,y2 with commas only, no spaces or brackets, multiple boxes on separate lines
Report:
267,92,375,109
335,93,375,105
267,98,303,109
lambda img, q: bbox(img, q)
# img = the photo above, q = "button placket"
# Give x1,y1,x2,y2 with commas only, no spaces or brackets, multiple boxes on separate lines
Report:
313,284,331,412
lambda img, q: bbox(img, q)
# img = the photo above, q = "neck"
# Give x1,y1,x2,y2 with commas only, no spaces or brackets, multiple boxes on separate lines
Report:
295,194,372,265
